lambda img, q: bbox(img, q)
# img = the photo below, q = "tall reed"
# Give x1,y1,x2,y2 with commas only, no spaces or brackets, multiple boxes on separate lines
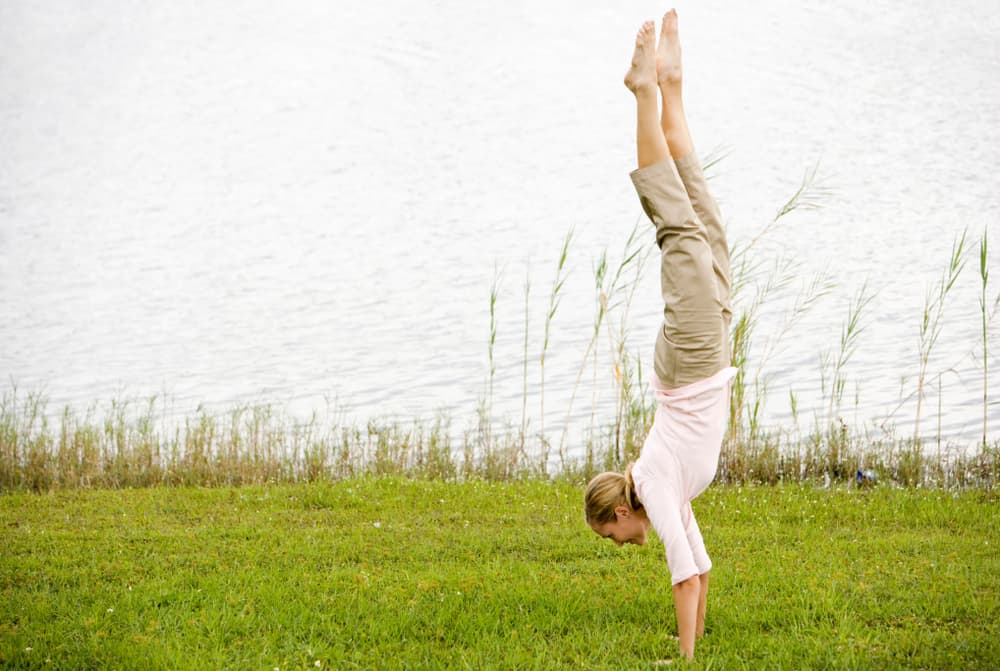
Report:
978,230,998,450
606,236,650,464
914,229,967,445
728,163,830,294
539,229,572,474
557,223,644,467
484,264,502,454
727,163,832,443
820,280,875,430
812,281,875,477
519,263,531,460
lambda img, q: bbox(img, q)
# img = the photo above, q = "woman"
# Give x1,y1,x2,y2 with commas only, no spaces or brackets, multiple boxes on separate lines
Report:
584,10,737,661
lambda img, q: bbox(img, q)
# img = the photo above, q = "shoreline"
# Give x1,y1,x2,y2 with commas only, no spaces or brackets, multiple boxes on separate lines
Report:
2,386,996,492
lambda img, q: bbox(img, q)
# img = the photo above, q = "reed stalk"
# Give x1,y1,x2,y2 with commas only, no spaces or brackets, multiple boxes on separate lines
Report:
519,264,531,460
978,230,997,450
821,280,875,430
727,163,832,442
605,233,649,464
728,256,798,441
557,223,644,467
728,162,830,294
915,229,967,445
585,250,608,454
539,229,572,474
485,265,501,455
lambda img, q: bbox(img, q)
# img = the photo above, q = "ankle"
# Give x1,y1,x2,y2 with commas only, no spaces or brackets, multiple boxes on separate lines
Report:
659,86,684,108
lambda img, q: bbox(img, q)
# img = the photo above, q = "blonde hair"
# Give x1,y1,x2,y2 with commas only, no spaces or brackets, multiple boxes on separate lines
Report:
584,463,642,525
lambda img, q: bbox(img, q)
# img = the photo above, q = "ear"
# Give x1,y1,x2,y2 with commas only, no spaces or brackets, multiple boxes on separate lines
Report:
614,504,631,519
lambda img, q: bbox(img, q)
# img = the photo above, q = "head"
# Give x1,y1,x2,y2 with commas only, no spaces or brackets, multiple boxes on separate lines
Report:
584,464,649,546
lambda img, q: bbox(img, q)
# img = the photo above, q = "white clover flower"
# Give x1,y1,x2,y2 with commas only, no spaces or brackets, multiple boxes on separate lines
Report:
107,608,114,613
372,522,381,528
315,661,322,668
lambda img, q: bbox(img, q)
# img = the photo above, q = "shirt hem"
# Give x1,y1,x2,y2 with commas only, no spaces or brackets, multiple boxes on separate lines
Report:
652,366,737,399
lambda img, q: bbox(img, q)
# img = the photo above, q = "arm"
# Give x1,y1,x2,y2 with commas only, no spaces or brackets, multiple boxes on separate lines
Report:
697,571,709,639
637,479,703,657
672,570,710,659
673,574,700,659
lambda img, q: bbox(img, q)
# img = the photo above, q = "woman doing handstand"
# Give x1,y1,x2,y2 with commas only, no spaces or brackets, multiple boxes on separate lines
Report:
584,10,736,661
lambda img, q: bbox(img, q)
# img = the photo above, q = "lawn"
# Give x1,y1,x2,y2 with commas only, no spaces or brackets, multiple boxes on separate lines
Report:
2,479,997,669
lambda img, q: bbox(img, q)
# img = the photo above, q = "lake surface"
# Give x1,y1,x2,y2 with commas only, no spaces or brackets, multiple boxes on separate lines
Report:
2,0,998,451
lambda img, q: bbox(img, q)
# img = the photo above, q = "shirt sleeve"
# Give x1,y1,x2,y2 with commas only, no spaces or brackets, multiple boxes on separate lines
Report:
641,483,700,585
683,503,712,576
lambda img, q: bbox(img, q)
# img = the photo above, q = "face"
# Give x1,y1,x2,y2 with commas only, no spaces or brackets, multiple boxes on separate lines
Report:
589,505,649,547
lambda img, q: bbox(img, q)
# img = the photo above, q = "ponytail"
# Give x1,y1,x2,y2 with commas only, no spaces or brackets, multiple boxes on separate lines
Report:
623,461,641,510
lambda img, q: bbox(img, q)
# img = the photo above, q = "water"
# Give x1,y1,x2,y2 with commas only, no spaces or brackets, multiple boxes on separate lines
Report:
2,0,998,449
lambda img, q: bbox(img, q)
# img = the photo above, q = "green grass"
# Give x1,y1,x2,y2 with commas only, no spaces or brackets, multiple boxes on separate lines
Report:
2,479,997,669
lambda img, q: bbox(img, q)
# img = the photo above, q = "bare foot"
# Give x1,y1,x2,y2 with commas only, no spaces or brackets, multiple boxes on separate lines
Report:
624,21,658,95
656,9,683,94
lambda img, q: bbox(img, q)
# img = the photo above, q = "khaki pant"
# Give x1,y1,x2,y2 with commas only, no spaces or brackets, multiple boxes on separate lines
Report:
630,153,732,388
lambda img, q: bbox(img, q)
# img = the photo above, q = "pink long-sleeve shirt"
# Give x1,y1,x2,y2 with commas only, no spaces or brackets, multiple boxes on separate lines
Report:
631,366,737,584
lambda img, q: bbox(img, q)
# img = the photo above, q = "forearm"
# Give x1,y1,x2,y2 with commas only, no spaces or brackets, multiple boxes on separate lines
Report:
697,571,710,639
672,574,701,659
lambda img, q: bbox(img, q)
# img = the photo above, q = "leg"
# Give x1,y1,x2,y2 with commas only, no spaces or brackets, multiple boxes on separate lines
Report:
657,10,732,332
624,21,669,169
627,17,725,388
630,158,724,387
656,9,693,161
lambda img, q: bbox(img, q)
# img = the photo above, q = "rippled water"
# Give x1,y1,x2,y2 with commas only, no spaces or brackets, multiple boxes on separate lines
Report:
2,0,998,448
